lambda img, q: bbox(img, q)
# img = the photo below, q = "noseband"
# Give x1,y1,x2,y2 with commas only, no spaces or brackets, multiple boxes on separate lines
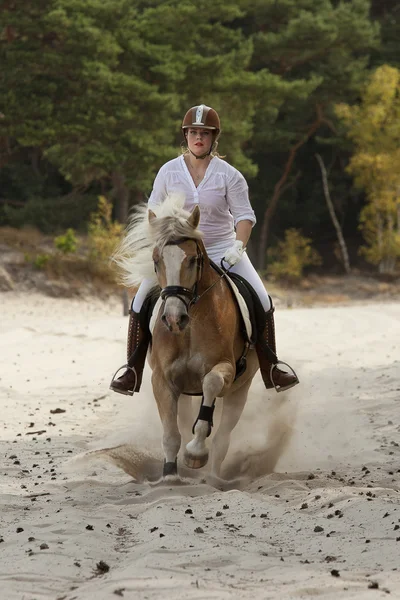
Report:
159,238,204,310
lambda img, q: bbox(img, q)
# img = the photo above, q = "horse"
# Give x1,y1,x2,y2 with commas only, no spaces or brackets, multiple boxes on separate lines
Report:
114,194,259,481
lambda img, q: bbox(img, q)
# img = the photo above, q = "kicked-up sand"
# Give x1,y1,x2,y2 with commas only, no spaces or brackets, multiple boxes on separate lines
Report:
0,292,400,599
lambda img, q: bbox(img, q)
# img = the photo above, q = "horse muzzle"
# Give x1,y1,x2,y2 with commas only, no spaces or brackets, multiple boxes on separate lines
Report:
161,310,190,332
160,285,196,332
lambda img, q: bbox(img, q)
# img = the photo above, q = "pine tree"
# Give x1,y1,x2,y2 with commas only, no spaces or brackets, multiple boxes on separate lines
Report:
240,0,379,268
0,0,267,221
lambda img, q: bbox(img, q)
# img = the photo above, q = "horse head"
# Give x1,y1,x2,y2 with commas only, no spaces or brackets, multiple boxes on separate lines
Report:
149,205,203,333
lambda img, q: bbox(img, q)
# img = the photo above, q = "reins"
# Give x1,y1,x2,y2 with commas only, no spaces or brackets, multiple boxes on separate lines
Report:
190,260,231,306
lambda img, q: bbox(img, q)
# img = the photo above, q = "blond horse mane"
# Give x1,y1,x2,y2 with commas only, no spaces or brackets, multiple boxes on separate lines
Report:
112,193,204,288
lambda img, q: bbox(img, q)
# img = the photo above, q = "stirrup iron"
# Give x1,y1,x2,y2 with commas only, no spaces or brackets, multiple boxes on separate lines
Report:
109,364,138,397
270,361,299,393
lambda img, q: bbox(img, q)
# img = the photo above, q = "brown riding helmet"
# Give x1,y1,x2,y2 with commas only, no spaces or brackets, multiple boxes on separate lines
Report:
182,104,220,132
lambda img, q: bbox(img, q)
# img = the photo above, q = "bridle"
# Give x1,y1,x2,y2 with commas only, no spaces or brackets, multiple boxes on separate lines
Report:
158,238,203,310
157,237,229,310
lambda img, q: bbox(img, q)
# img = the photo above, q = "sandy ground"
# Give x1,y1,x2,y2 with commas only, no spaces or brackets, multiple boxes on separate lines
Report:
1,292,400,600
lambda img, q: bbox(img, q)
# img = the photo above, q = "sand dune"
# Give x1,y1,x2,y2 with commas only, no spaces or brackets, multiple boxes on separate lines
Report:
1,292,400,599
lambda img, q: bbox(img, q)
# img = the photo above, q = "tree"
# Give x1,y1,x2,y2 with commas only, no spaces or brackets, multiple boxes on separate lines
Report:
0,0,181,223
0,0,387,274
336,65,400,273
370,0,400,68
0,0,269,223
239,0,379,269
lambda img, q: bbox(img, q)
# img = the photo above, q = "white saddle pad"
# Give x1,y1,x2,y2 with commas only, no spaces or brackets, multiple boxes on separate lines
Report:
149,297,163,334
224,276,252,340
149,278,252,340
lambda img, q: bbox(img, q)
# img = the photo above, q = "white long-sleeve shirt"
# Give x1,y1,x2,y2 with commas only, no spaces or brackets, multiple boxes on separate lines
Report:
147,155,256,247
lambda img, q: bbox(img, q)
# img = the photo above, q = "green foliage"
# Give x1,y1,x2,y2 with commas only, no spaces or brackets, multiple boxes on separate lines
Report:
370,0,400,69
0,0,263,205
358,203,400,272
54,228,78,254
87,196,123,279
336,65,400,272
267,229,321,282
0,0,399,274
33,254,50,270
234,0,380,267
1,194,100,233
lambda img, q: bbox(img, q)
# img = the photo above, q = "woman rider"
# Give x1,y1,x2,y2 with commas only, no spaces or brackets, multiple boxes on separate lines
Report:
110,104,299,395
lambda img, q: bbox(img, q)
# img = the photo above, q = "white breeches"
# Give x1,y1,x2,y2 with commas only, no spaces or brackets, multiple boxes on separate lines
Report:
132,244,271,313
216,252,271,312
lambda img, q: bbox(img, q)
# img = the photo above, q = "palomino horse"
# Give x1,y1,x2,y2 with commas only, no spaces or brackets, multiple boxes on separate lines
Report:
115,195,259,480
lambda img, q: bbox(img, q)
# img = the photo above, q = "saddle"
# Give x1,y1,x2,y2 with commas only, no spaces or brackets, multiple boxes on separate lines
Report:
210,261,266,346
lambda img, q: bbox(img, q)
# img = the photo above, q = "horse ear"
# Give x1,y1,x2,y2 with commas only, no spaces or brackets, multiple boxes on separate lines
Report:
148,209,157,222
187,205,200,229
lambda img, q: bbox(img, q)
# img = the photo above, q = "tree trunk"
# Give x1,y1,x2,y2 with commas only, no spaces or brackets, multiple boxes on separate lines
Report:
111,171,131,315
30,148,42,177
380,211,396,274
257,107,324,271
315,153,351,274
111,171,130,225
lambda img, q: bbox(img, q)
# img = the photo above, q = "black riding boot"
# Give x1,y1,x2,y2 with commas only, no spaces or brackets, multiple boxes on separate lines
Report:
110,309,150,396
256,300,299,393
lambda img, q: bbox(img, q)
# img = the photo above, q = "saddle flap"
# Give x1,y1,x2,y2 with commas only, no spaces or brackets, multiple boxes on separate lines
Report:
223,277,253,342
209,262,266,345
149,297,163,335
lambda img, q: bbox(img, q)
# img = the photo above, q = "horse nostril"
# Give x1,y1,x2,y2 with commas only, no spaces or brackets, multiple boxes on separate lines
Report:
161,314,172,331
179,313,190,330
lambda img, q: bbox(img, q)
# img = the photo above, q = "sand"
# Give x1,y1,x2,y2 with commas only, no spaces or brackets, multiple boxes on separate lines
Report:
1,292,400,600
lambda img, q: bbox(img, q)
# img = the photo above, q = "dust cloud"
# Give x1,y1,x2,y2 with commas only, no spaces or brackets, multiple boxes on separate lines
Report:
79,370,301,486
79,358,378,488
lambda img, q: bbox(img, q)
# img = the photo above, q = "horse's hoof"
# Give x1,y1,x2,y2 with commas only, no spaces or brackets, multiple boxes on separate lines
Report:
184,450,208,469
163,474,181,484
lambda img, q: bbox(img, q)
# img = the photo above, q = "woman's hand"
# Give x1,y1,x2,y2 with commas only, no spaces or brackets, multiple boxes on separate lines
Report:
223,240,244,266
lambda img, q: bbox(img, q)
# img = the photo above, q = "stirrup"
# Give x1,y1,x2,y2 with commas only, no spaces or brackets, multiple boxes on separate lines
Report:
109,364,137,397
270,361,299,393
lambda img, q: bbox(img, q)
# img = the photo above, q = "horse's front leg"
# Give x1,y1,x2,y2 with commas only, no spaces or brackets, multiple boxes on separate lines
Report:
178,395,197,449
210,377,252,479
184,362,234,469
152,373,180,479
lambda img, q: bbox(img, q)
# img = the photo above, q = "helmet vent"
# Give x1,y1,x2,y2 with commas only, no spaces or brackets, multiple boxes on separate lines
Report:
195,105,205,125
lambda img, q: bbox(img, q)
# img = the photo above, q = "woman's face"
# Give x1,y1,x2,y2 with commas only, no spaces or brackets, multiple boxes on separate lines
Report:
186,127,213,157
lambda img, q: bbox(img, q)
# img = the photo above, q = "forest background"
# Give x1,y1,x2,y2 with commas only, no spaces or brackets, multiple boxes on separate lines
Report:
1,0,399,289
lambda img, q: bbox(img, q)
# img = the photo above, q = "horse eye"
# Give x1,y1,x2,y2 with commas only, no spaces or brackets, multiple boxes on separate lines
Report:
189,256,197,267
